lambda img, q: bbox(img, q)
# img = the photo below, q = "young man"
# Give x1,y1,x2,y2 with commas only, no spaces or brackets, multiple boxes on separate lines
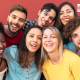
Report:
4,4,27,47
24,3,57,30
63,17,80,56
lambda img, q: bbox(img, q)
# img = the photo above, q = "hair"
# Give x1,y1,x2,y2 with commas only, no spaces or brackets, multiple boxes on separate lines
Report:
0,22,4,35
10,4,27,18
39,26,63,70
63,16,80,39
54,2,77,32
17,25,42,69
40,3,58,20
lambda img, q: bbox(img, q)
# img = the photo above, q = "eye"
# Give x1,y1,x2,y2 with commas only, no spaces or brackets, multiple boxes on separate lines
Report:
44,12,48,16
43,36,47,38
51,36,56,38
29,35,34,37
2,39,6,43
19,19,25,22
38,37,42,39
72,34,77,38
12,16,16,19
67,11,71,13
60,12,64,15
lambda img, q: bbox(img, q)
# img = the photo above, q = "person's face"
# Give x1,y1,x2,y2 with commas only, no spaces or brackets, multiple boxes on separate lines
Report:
0,33,6,58
7,10,26,34
26,28,42,53
71,26,80,49
42,29,59,53
38,9,56,28
60,4,74,25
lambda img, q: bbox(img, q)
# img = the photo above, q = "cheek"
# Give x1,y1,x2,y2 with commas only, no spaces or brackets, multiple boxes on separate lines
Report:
72,38,78,44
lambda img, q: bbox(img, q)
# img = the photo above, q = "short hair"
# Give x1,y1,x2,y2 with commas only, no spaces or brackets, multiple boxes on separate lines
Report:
40,3,58,20
54,2,77,31
63,16,80,39
10,4,27,18
40,26,63,70
17,25,42,69
0,22,4,35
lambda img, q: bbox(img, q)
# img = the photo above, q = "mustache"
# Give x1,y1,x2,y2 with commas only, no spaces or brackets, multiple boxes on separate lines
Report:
10,22,20,28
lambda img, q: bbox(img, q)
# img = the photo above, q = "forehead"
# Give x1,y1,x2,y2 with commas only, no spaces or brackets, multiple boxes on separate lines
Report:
28,28,42,35
72,26,80,35
10,10,26,19
43,28,54,35
61,4,73,11
42,9,56,16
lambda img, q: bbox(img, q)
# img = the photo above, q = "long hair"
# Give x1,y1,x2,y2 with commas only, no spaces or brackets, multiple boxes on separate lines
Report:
54,2,77,32
40,26,63,70
17,25,42,69
0,22,4,35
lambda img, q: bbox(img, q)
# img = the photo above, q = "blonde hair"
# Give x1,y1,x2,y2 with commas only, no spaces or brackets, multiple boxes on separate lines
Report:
40,26,63,70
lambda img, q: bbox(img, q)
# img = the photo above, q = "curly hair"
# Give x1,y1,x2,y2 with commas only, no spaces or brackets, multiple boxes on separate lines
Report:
63,16,80,38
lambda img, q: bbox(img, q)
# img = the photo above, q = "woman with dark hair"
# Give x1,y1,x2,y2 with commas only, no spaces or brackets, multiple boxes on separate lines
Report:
0,22,7,80
54,2,77,44
3,25,42,80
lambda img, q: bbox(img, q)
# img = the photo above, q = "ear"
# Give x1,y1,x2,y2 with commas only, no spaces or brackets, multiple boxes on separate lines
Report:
38,10,41,16
7,15,10,22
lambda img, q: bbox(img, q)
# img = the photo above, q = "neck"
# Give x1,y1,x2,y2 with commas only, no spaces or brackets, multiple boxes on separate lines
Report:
48,50,62,65
35,20,38,26
28,51,35,62
4,24,17,37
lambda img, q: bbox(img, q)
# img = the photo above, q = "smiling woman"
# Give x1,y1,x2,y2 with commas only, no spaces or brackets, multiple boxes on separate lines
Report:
40,26,80,80
54,2,77,44
0,22,7,80
3,25,42,80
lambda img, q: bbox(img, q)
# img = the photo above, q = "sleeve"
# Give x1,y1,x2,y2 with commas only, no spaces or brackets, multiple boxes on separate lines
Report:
42,63,50,80
70,55,80,80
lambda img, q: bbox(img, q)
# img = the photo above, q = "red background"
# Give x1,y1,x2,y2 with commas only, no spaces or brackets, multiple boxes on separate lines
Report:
0,0,80,25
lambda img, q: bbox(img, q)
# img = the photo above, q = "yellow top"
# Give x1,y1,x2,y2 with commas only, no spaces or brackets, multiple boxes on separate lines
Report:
42,49,80,80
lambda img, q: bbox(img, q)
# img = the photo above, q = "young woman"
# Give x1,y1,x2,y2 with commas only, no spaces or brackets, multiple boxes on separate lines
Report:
0,22,7,80
40,26,80,80
3,25,42,80
54,2,77,44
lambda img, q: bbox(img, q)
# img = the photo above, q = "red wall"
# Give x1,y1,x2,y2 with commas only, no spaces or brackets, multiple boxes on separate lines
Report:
0,0,80,25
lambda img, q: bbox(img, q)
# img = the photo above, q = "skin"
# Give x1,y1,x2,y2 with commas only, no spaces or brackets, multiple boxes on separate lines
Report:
4,10,26,36
26,28,42,54
60,4,74,25
42,29,59,54
71,26,80,50
35,9,56,28
0,33,6,72
42,29,61,65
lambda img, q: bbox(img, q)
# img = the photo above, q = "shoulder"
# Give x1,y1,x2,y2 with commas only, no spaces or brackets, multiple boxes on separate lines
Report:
0,59,7,72
64,41,76,52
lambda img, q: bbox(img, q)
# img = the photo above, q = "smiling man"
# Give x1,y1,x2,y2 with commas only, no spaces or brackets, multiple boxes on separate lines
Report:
4,4,27,47
63,17,80,56
24,3,57,30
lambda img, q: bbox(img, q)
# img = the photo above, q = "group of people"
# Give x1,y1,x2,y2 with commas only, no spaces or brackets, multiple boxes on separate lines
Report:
0,1,80,80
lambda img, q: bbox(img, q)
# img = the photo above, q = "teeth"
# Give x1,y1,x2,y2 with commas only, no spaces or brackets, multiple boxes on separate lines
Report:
31,44,36,47
46,44,53,46
0,50,3,52
42,21,45,24
64,19,69,20
12,25,17,28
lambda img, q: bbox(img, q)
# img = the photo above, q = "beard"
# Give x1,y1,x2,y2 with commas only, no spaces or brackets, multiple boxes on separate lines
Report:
7,22,23,35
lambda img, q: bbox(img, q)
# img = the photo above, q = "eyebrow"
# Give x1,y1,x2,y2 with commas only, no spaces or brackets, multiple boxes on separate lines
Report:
60,8,72,12
29,33,41,36
11,14,25,21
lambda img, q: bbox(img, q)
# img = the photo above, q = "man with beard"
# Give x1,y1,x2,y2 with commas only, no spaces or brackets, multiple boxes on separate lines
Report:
24,3,57,31
63,17,80,56
4,4,27,47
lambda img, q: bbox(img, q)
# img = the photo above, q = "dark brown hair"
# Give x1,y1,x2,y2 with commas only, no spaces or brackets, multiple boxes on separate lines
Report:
63,16,80,38
10,4,27,18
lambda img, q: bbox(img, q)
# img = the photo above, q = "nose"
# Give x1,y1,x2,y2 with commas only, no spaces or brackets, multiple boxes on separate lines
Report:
64,12,68,16
46,37,51,42
33,37,37,42
14,18,19,23
45,16,49,21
